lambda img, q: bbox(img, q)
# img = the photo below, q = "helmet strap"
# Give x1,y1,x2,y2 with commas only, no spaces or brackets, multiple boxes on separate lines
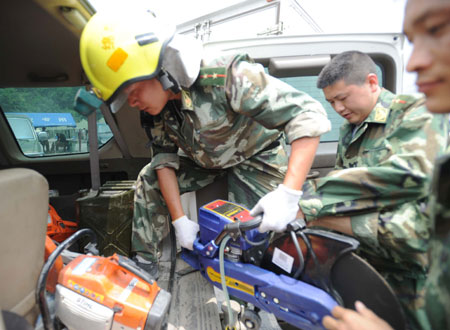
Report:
158,69,180,94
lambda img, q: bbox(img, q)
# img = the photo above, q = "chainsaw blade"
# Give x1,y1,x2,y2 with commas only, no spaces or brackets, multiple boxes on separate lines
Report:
260,229,406,330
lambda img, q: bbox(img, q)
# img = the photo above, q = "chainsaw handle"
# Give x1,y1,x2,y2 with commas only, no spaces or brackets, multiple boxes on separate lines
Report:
214,215,263,245
116,254,155,284
37,228,97,330
224,216,305,234
226,214,262,232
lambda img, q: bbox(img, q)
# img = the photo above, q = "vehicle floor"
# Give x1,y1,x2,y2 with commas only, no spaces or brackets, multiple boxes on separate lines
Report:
157,236,282,330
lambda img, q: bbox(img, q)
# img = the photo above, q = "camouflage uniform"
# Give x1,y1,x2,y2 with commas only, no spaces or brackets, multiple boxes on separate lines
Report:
423,149,450,329
133,53,330,263
299,89,449,329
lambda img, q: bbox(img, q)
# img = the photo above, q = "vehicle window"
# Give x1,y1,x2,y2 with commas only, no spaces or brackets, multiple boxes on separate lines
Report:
0,87,113,157
277,65,383,142
4,114,44,157
8,117,36,139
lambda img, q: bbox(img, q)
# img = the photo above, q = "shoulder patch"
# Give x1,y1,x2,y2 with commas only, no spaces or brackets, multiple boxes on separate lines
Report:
198,67,227,87
390,94,424,111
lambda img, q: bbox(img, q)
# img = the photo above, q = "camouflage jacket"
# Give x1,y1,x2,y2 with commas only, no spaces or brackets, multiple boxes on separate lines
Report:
424,149,450,329
148,53,330,170
300,90,448,260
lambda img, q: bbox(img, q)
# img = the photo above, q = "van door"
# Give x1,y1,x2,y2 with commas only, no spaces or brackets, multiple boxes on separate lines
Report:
176,0,323,42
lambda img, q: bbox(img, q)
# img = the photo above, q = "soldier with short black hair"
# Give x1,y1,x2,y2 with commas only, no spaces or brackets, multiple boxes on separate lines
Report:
298,50,448,329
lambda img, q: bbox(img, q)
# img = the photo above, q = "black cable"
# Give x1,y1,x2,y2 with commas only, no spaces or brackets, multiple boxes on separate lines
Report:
297,231,331,293
298,231,344,305
217,215,267,247
290,230,305,279
168,222,177,295
242,230,272,246
36,229,96,330
298,231,318,266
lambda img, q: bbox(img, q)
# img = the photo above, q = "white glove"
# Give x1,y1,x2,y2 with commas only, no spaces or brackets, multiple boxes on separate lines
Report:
250,184,303,233
172,215,200,250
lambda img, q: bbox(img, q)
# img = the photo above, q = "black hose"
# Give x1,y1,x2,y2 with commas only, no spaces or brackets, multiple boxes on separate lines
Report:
298,231,318,269
290,230,305,278
298,231,339,302
216,215,264,246
168,222,177,295
242,230,272,247
36,229,96,330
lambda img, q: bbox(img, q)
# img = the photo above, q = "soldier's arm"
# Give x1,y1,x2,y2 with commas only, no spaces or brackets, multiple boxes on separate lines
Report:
226,59,331,140
147,115,184,220
297,207,354,235
299,102,448,221
307,216,353,236
284,136,320,190
227,59,331,193
156,167,185,221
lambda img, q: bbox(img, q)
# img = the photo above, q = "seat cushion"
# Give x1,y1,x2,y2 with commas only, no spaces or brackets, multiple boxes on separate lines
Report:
0,168,48,323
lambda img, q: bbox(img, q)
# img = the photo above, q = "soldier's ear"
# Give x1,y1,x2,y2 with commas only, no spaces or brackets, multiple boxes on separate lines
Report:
367,73,379,91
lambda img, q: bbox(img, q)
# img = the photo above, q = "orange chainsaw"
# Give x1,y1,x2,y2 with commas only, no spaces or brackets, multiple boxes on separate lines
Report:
38,229,171,330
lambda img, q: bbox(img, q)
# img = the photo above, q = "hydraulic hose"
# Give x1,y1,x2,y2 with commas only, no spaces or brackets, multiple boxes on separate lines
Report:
219,235,235,330
290,230,305,278
168,222,177,297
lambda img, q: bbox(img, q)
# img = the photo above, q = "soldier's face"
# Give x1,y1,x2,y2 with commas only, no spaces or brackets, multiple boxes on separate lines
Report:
323,77,378,125
124,78,170,115
404,0,450,113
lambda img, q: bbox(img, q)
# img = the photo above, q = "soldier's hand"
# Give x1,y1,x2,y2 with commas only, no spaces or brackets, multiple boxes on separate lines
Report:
172,215,199,250
250,184,303,233
322,301,393,330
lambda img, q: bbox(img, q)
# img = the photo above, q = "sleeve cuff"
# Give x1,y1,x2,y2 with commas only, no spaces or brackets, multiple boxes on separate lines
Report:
350,212,379,248
285,111,331,143
150,153,180,170
299,198,323,222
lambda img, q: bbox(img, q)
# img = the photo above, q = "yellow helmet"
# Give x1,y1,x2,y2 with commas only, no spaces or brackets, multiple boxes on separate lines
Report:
80,10,175,105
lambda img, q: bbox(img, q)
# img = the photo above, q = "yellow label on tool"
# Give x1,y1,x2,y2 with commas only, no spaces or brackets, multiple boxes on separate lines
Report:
205,201,245,221
206,266,255,296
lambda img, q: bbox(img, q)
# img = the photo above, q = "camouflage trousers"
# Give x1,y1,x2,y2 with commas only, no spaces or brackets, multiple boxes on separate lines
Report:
383,274,430,330
422,153,450,330
354,248,430,330
132,140,288,262
423,235,450,330
353,209,430,329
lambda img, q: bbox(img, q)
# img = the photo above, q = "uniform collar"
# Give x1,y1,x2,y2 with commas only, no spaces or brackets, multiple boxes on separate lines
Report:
180,89,194,111
364,89,393,125
341,89,394,143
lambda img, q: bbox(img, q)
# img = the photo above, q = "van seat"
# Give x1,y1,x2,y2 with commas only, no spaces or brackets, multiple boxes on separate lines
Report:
0,168,48,324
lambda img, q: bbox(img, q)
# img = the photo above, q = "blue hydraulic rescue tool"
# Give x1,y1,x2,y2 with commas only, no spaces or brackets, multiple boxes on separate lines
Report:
182,200,406,330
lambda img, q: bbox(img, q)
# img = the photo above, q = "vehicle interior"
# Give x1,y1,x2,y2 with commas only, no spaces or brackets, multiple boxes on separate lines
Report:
0,0,404,328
